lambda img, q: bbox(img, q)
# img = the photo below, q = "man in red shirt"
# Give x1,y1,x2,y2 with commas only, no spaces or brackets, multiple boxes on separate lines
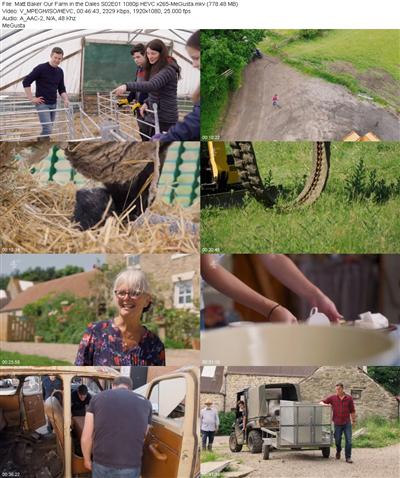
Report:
320,383,356,463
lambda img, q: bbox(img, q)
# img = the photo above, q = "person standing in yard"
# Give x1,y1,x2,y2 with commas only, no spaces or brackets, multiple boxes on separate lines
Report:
320,383,356,464
75,269,165,366
200,399,219,451
81,375,152,478
272,93,279,108
22,47,70,139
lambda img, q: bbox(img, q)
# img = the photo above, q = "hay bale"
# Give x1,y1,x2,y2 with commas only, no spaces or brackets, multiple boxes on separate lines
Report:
64,141,163,183
0,148,199,253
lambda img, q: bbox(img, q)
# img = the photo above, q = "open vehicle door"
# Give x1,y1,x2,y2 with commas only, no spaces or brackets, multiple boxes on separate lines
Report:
142,368,199,478
22,376,46,431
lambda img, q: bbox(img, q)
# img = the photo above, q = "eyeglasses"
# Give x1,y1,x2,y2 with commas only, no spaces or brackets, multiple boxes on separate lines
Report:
114,290,143,299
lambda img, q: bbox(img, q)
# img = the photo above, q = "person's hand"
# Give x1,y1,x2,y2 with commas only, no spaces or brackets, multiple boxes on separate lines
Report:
140,103,148,117
268,305,298,324
113,85,127,96
63,98,70,108
84,458,92,471
309,290,342,323
31,97,45,105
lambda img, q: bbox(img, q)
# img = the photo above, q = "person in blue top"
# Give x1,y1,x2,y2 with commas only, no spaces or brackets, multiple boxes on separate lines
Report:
22,47,70,139
152,30,200,142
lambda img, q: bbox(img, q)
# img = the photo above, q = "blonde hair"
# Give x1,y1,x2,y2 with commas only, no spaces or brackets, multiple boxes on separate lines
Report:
113,269,151,296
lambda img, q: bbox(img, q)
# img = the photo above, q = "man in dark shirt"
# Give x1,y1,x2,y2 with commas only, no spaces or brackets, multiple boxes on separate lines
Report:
320,382,356,463
81,375,152,478
71,384,92,417
126,44,148,140
22,46,70,139
42,375,63,433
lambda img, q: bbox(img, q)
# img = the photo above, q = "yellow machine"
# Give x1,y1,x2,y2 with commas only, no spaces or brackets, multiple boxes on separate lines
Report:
201,141,331,208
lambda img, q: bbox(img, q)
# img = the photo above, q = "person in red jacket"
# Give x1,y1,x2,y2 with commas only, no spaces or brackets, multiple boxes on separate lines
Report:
320,383,356,463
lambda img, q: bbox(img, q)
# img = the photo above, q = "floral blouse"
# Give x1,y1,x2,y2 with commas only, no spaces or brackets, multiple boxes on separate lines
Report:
74,320,165,366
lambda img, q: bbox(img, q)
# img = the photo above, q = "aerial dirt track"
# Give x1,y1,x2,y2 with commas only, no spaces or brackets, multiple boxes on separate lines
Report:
219,56,400,141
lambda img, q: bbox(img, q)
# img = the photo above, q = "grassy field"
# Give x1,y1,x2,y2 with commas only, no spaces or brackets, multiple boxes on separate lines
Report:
258,30,400,110
201,142,400,253
353,417,400,448
0,351,71,366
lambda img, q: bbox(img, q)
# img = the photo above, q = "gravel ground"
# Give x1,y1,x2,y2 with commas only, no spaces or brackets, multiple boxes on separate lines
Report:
219,56,400,141
212,436,400,478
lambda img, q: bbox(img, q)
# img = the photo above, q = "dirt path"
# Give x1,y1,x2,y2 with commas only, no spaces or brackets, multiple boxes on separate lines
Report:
0,341,200,366
219,56,400,141
212,437,400,478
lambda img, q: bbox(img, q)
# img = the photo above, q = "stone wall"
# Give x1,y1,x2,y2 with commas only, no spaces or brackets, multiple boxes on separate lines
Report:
106,254,199,308
140,254,199,308
225,374,304,412
200,393,225,412
300,366,398,420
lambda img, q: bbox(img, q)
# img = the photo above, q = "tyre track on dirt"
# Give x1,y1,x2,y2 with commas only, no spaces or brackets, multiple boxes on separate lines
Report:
219,56,400,141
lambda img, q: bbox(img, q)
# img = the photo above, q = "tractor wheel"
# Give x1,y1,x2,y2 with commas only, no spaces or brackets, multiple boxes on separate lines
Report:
262,444,270,460
229,432,243,452
247,430,263,454
321,447,330,458
230,141,330,208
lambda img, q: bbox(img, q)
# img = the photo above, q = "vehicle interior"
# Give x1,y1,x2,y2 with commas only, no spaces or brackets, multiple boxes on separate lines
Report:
0,368,199,478
0,373,111,478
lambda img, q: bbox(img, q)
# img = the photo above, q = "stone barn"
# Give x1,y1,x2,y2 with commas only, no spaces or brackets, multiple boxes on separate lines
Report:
300,366,399,420
200,366,399,420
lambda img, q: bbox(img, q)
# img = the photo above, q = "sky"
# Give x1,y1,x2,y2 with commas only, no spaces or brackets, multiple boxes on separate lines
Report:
0,254,106,275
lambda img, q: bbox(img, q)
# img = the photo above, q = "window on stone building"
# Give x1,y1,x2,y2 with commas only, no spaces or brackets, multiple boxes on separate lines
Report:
351,389,363,400
174,279,193,308
127,255,141,269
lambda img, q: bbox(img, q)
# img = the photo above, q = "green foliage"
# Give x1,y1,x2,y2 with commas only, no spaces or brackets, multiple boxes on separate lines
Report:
345,159,399,204
19,265,84,282
368,367,400,396
150,299,199,347
0,351,71,366
216,411,236,436
201,30,267,136
0,265,85,291
201,142,400,253
23,293,97,344
298,29,325,40
0,276,8,290
352,416,400,448
258,29,400,111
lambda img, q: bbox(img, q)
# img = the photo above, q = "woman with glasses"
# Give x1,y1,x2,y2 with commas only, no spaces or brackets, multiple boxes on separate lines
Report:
75,269,165,366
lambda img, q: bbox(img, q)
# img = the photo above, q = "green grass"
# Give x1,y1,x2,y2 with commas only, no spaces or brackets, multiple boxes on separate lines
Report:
258,30,400,110
201,87,229,139
201,450,220,463
0,351,72,366
352,416,400,448
201,142,400,253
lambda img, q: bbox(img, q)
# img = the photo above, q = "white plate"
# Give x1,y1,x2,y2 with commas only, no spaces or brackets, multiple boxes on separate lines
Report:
201,323,396,365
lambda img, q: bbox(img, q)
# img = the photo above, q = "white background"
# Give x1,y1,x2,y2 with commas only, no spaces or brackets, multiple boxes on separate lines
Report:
1,0,400,29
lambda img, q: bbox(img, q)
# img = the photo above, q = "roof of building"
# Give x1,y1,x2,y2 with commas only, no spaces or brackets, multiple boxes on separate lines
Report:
19,280,34,291
200,366,225,394
226,367,319,377
0,269,101,312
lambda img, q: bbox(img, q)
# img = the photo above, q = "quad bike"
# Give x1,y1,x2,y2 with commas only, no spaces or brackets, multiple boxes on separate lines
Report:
201,141,331,208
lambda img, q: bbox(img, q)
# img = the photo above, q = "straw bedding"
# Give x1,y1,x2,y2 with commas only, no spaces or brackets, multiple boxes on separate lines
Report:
0,142,199,253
